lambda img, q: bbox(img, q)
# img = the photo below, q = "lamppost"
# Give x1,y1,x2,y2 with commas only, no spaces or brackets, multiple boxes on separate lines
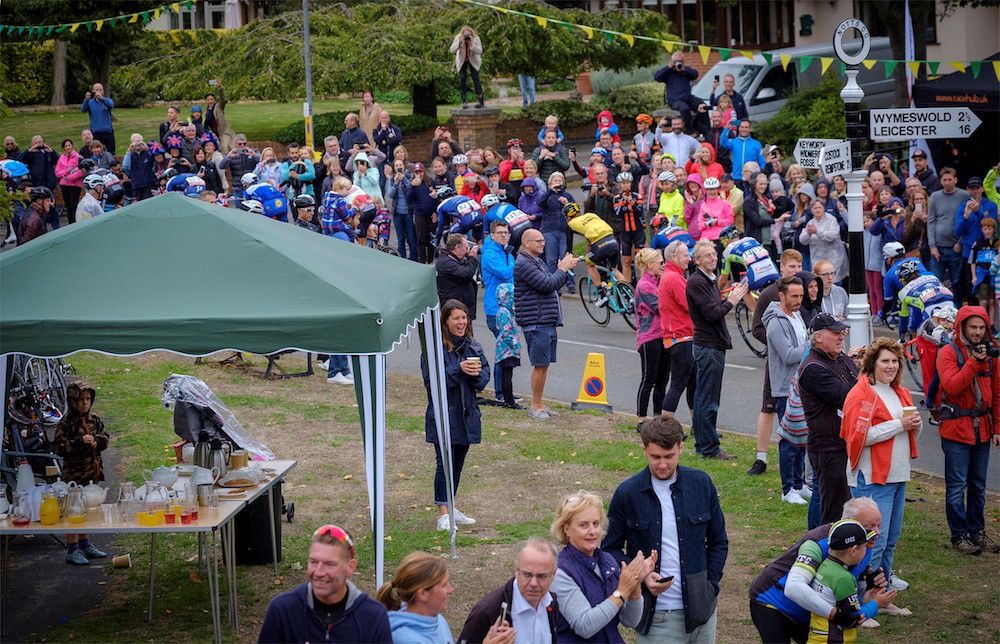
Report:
833,19,871,348
302,0,314,150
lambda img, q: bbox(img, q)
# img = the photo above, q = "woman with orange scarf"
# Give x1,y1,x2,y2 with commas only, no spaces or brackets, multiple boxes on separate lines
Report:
840,337,920,618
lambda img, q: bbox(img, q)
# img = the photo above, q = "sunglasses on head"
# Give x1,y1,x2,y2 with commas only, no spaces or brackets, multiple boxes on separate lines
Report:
313,524,356,556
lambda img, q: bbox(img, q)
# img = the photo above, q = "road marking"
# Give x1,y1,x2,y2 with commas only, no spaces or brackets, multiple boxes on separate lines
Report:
558,339,757,371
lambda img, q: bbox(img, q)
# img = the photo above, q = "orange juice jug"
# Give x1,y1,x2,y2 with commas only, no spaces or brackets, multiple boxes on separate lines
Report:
39,489,61,525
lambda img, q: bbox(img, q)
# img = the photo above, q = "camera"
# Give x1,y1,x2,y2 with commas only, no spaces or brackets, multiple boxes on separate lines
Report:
974,343,1000,358
674,61,684,70
581,182,592,192
464,34,471,41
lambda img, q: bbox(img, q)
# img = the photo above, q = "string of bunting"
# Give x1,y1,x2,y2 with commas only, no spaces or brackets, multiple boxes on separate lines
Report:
0,0,198,37
453,0,1000,80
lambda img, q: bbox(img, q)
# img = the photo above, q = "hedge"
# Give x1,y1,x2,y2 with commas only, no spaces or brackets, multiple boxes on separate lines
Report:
271,112,439,144
1,41,54,106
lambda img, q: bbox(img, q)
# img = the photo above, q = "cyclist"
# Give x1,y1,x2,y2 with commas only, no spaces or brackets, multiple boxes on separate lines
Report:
563,202,621,290
240,199,265,215
717,226,778,314
164,171,196,194
100,171,127,210
433,186,484,246
77,173,106,221
650,223,695,255
182,175,206,198
242,172,289,222
896,263,954,340
482,193,532,252
613,170,645,285
293,194,319,232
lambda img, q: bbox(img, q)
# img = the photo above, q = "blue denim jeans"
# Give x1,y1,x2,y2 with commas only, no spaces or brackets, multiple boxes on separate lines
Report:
485,315,502,399
326,355,350,378
852,472,906,579
517,74,536,106
941,438,991,541
691,344,724,457
433,442,470,505
807,463,823,530
393,211,418,261
930,246,963,291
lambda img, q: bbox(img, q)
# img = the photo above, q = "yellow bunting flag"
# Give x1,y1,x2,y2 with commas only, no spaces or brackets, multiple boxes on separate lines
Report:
95,19,103,31
662,40,675,53
862,59,877,70
129,12,139,23
153,8,161,19
820,57,834,74
741,50,754,61
534,15,547,28
698,45,711,65
171,2,181,12
906,61,920,77
621,33,634,47
70,22,81,32
993,61,1000,79
580,25,593,39
779,54,791,71
948,61,966,73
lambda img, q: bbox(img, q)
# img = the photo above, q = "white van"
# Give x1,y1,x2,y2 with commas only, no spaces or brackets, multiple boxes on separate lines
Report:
690,38,897,123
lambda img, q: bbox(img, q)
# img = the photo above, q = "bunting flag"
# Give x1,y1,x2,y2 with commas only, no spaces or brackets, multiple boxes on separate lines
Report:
661,40,673,53
2,0,198,37
779,54,792,71
970,61,982,78
994,61,1000,80
820,57,834,75
800,56,814,72
906,60,921,77
534,15,547,29
621,33,634,47
885,60,899,78
762,52,772,66
719,48,732,61
863,59,877,70
580,25,593,39
697,45,712,65
948,61,966,73
927,61,939,75
741,50,755,61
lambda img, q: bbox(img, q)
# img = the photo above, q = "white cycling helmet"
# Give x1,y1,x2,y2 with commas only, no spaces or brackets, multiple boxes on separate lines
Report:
616,171,633,183
241,172,259,188
452,154,468,166
882,241,905,260
240,199,264,214
481,193,501,210
83,174,105,191
703,177,721,190
929,303,958,323
657,171,676,183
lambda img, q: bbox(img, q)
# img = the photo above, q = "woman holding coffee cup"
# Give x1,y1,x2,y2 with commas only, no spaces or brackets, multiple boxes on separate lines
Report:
420,299,490,532
841,337,920,615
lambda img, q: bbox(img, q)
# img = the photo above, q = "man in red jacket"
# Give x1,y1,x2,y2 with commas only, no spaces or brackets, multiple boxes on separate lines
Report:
934,305,1000,555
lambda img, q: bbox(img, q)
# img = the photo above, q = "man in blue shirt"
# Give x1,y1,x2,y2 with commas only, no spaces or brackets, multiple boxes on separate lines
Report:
719,120,766,178
80,83,115,154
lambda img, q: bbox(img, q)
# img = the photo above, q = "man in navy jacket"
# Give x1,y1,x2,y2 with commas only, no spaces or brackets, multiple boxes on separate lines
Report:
603,417,728,642
258,525,390,643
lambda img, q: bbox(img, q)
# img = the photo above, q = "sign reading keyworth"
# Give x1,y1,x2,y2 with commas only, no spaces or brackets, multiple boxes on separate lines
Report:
819,141,852,179
869,107,982,142
793,138,842,169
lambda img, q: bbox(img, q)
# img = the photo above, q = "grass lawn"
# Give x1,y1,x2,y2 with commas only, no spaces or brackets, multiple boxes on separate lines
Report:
19,351,1000,643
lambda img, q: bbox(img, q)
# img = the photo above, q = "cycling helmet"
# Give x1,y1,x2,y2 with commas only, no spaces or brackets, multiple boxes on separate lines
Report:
481,193,501,210
240,199,264,215
293,194,316,209
29,186,54,201
616,171,633,183
78,157,97,172
241,172,259,188
719,225,743,245
83,174,105,191
882,241,905,260
929,303,958,322
484,166,500,177
183,175,206,196
897,260,921,285
657,171,676,183
435,185,455,199
562,202,581,219
161,167,179,182
703,177,721,190
506,138,522,149
103,174,126,205
452,154,468,166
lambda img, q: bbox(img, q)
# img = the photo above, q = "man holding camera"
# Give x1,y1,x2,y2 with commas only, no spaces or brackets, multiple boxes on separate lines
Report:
654,52,700,132
934,305,1000,556
339,114,370,159
80,83,115,154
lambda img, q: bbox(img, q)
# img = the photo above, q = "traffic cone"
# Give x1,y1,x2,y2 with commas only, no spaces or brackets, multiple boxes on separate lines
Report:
571,352,612,412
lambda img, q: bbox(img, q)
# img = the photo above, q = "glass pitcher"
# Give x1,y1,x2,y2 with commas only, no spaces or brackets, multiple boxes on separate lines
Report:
118,481,137,524
65,486,86,524
39,488,61,525
0,482,9,518
11,492,31,527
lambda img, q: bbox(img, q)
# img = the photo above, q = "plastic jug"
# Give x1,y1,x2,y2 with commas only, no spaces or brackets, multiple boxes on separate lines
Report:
16,461,35,495
65,486,86,524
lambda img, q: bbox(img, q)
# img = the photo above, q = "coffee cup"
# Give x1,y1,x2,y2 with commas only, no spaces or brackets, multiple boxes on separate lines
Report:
229,450,249,470
902,406,917,419
45,465,59,477
113,553,132,569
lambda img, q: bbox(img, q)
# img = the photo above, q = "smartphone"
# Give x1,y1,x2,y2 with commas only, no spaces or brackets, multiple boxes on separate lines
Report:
569,146,576,154
657,575,674,583
208,79,217,86
714,75,720,82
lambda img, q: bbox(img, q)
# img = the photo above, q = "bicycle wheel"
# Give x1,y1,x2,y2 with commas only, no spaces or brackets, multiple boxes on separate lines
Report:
614,282,637,330
904,345,923,392
379,245,400,257
579,276,611,326
47,360,69,416
23,357,52,393
735,301,767,358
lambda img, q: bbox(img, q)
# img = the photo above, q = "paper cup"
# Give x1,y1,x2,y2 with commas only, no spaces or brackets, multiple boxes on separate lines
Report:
901,406,917,419
45,466,59,477
113,554,131,569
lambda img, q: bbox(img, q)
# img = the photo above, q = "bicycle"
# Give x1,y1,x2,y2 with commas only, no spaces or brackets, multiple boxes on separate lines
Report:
2,383,64,491
720,284,765,358
902,335,924,393
12,355,72,422
579,264,636,330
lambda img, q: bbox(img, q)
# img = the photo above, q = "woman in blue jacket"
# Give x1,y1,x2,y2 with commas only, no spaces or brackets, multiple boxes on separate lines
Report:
420,299,490,531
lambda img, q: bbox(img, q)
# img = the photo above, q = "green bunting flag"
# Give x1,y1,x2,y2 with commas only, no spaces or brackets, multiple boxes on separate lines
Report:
762,52,772,66
928,61,939,75
800,56,814,72
719,48,732,61
970,61,982,78
884,60,899,78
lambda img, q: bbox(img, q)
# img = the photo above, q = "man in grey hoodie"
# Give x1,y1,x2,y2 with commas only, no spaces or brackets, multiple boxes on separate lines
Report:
763,275,810,505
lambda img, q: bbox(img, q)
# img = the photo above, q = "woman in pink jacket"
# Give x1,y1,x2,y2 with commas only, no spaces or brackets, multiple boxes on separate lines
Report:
683,173,705,238
55,138,85,224
692,176,734,242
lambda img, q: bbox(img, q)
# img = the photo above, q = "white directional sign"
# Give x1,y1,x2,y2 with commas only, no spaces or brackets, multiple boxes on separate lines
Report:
793,138,842,169
870,107,982,142
819,141,852,178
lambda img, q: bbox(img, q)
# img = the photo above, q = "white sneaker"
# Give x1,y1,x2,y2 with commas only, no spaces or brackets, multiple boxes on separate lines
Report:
878,603,912,617
453,509,476,525
795,486,812,500
860,618,880,628
316,360,329,370
781,490,808,505
436,514,453,531
888,574,909,591
327,373,353,385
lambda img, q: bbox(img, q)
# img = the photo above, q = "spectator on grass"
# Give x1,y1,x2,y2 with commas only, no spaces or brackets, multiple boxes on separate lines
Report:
199,132,228,194
159,106,184,145
459,538,560,643
189,105,206,138
55,138,84,225
634,248,669,420
408,162,438,264
379,551,456,643
656,116,700,170
78,129,95,159
482,220,516,401
180,125,201,163
192,147,224,195
514,229,578,420
80,82,115,153
603,416,728,643
358,90,383,147
258,525,391,643
373,110,403,169
420,299,489,531
387,158,417,260
220,134,259,196
124,136,157,202
88,140,116,170
255,147,283,189
551,490,649,642
203,80,234,152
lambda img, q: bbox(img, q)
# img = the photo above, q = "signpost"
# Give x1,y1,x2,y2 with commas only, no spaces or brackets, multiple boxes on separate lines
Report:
818,141,852,179
870,107,983,142
792,138,842,169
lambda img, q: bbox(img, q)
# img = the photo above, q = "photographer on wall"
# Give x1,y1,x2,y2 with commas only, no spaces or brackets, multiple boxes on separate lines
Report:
653,52,703,133
934,305,1000,556
450,25,484,109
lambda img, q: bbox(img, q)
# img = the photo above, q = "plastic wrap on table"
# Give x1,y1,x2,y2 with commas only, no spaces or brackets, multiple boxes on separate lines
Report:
162,374,275,461
218,463,263,487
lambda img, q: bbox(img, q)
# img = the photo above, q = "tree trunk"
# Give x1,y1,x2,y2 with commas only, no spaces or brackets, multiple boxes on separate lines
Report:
874,0,931,107
51,39,67,107
411,81,438,120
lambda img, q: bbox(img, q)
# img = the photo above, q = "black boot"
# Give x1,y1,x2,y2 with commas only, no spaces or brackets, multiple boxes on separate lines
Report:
476,94,484,108
461,92,468,110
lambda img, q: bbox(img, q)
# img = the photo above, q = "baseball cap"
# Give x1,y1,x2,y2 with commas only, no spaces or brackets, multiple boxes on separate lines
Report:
809,312,849,333
191,105,202,113
658,171,676,183
967,176,983,188
506,138,522,148
911,149,927,159
766,144,781,155
829,519,874,550
412,162,424,172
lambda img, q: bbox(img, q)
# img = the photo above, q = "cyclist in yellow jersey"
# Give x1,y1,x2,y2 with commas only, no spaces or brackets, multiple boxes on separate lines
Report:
563,202,623,286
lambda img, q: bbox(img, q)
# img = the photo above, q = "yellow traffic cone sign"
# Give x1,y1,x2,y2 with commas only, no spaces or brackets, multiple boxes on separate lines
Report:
572,352,612,412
